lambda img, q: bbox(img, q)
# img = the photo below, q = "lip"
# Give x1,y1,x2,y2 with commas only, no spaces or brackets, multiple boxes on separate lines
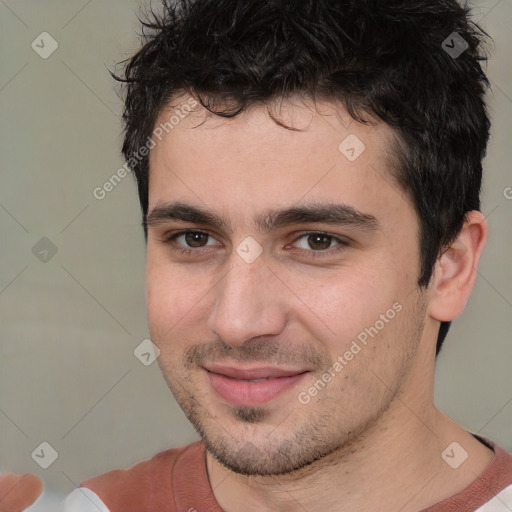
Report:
204,365,309,406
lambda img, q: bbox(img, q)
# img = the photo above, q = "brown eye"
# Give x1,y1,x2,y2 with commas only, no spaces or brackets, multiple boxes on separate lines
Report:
291,232,348,257
166,230,219,251
306,234,333,250
184,232,209,247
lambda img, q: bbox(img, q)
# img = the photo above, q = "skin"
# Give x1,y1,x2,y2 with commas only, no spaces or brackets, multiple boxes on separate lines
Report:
146,93,492,512
0,473,43,512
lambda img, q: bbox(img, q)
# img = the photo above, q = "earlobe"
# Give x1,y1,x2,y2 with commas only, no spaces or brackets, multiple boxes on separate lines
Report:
428,211,488,322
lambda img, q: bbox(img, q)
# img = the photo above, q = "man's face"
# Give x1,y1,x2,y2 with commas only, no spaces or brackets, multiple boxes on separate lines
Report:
146,95,430,475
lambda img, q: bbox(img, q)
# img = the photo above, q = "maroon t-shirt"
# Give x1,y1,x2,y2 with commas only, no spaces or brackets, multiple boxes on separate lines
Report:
72,436,512,512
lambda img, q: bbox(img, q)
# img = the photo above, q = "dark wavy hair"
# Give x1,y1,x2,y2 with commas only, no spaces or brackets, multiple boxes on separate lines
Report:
115,0,491,355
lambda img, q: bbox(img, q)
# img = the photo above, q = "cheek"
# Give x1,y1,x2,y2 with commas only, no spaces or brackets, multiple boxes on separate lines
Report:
146,254,186,341
145,255,215,347
291,267,394,344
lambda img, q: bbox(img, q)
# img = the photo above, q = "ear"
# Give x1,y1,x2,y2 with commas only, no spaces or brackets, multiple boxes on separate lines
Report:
428,211,488,322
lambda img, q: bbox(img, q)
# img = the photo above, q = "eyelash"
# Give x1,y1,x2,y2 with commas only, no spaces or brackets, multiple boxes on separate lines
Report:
162,230,349,258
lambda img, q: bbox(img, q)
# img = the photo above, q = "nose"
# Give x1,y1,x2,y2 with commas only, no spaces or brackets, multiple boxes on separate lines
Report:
207,250,288,347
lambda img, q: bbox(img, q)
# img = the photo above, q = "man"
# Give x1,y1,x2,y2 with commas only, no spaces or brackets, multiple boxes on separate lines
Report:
57,0,511,510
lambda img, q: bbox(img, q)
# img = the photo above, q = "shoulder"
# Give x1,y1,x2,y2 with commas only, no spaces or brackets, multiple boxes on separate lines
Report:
425,437,512,512
64,441,204,512
475,439,512,488
472,441,512,511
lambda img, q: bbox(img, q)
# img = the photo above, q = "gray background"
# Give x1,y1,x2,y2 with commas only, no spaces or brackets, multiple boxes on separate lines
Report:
0,0,510,505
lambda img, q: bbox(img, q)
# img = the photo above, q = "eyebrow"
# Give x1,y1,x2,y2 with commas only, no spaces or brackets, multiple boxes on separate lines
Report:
145,201,380,233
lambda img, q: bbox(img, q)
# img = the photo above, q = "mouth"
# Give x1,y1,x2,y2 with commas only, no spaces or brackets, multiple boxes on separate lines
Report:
204,364,310,407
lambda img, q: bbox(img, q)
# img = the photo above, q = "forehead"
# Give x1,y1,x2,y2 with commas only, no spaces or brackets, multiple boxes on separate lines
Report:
147,94,408,222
